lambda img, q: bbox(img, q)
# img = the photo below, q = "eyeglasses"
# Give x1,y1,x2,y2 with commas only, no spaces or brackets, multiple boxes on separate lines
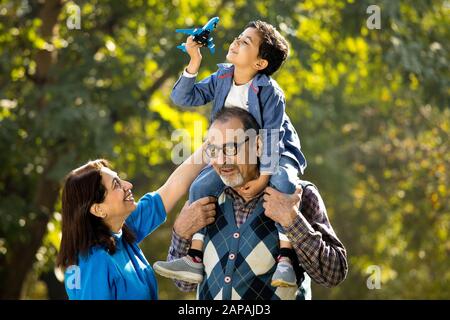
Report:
204,137,250,158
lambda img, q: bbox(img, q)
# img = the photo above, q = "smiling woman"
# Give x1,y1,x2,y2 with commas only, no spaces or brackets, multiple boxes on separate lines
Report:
57,159,138,268
56,146,209,300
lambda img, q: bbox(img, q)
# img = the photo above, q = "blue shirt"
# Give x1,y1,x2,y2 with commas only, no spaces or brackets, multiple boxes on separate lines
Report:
64,192,167,300
170,63,307,175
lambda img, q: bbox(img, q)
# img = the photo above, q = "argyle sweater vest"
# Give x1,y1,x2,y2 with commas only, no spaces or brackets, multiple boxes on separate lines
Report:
197,190,312,300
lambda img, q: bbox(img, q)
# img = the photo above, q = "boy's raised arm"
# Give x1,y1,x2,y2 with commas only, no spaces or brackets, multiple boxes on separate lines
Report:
185,36,202,74
170,36,218,107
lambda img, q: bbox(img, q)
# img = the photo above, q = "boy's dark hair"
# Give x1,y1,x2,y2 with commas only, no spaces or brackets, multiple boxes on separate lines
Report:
246,20,289,76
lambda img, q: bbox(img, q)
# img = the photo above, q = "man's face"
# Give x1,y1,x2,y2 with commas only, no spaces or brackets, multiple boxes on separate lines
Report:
226,27,264,70
206,117,259,188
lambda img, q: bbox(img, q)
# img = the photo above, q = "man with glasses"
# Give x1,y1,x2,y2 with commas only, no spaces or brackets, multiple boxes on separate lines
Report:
153,107,348,300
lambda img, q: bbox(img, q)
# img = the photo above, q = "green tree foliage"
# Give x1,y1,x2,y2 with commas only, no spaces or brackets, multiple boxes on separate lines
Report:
0,0,448,299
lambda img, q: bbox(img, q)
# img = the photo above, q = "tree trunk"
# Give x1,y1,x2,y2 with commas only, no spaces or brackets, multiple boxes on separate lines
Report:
40,269,67,300
0,160,61,299
0,0,62,299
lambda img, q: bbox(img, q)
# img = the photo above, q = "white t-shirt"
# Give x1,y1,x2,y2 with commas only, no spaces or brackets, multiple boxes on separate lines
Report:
182,68,253,111
224,79,254,111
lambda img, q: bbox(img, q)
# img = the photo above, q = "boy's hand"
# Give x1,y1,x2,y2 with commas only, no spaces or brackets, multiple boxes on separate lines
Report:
185,36,202,74
239,174,271,199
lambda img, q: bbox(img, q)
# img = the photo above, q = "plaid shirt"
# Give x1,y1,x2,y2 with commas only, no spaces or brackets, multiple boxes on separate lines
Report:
167,185,348,292
224,187,264,227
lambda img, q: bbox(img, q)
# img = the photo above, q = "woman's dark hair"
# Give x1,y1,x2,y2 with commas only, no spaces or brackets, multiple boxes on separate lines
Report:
57,159,136,268
246,20,289,76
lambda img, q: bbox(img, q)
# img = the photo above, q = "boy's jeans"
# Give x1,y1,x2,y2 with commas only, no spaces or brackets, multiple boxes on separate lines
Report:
189,156,301,242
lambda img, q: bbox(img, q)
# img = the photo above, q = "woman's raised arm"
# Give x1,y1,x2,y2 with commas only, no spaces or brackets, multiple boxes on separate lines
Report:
157,144,208,213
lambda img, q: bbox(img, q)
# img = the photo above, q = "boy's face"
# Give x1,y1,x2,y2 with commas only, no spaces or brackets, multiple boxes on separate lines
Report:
226,27,268,73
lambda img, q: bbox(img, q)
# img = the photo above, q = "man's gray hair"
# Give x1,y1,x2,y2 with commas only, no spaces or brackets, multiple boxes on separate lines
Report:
211,107,261,132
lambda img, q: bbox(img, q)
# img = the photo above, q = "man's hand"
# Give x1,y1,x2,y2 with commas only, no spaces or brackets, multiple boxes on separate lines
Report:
263,186,303,228
185,36,202,74
173,196,216,239
239,174,271,199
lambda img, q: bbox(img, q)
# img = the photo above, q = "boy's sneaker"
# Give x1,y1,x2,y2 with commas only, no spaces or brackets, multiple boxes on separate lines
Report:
270,259,297,287
153,256,204,284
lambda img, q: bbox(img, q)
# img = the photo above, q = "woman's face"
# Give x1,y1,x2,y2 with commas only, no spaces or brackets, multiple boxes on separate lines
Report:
95,167,136,222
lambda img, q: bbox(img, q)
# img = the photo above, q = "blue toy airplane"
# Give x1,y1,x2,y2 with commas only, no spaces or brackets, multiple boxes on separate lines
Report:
176,17,219,54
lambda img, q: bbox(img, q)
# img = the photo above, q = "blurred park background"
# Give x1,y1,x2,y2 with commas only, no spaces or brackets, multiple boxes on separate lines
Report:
0,0,448,299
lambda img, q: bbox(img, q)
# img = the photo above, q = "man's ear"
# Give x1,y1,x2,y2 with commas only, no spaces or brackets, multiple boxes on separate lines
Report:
256,135,263,157
90,203,106,218
254,59,268,72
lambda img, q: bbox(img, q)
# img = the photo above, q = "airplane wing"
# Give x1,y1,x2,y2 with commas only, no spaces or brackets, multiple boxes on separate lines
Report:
177,43,187,53
175,28,200,36
207,38,215,54
207,43,215,54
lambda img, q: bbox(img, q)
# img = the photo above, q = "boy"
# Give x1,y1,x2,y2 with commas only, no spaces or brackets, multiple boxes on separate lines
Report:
153,20,307,287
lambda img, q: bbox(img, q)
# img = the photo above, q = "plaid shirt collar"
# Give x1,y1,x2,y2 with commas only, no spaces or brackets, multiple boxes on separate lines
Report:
224,187,264,228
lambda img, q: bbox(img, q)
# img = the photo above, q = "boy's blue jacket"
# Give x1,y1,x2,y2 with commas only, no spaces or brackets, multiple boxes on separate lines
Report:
170,63,306,174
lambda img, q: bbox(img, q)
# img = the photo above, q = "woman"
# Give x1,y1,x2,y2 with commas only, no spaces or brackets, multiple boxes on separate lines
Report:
56,147,215,299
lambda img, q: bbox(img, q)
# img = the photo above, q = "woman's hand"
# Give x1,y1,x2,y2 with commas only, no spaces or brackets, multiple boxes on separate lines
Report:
173,197,217,239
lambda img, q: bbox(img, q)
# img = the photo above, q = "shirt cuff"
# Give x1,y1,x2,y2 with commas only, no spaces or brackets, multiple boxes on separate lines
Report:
182,68,198,78
169,229,191,258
